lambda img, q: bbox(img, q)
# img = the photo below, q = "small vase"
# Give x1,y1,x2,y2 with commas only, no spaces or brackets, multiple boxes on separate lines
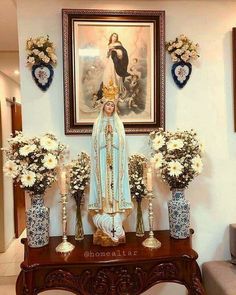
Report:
26,194,49,248
168,188,190,239
75,200,84,241
171,61,192,88
136,199,145,237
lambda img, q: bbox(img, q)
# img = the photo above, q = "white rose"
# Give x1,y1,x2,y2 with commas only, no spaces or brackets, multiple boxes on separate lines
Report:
27,56,35,65
33,49,40,55
38,52,45,59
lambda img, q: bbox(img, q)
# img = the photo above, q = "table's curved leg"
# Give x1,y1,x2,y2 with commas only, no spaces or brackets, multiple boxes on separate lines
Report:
187,263,206,295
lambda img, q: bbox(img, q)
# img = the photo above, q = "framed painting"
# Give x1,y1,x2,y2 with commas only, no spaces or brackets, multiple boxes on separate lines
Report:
62,9,165,134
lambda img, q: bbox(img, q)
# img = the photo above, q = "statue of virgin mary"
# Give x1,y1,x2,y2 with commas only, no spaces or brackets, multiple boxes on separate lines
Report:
88,80,132,246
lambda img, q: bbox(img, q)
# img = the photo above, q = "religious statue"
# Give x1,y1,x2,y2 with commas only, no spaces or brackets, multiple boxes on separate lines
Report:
88,80,132,246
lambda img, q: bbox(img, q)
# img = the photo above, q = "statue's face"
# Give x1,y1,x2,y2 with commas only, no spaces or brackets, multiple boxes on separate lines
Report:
104,101,115,116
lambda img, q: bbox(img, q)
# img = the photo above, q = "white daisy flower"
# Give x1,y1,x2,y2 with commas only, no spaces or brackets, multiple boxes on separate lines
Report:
191,156,203,174
167,139,184,151
19,144,36,156
152,134,165,150
21,171,36,187
3,160,18,178
9,133,27,144
43,154,57,169
40,136,58,151
168,161,183,177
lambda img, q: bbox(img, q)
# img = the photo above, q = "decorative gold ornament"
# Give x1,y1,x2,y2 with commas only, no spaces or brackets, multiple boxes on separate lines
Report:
142,191,161,249
102,80,118,101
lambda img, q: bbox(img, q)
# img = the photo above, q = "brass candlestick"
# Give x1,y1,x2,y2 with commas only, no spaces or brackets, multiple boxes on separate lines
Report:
56,193,75,253
142,191,161,249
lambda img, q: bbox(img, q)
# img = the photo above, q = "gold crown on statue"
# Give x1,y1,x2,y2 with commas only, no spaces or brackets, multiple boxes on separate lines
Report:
102,80,119,101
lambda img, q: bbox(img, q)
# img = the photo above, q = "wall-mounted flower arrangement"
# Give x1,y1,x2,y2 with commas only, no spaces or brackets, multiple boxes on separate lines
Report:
26,35,57,91
166,34,199,88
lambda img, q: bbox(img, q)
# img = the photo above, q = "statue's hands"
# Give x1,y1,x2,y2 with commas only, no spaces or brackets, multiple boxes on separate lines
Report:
108,125,113,133
106,124,113,134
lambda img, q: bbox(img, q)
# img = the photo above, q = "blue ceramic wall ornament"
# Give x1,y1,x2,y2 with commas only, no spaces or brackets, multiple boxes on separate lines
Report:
26,35,57,91
171,61,192,89
32,62,54,91
166,34,199,88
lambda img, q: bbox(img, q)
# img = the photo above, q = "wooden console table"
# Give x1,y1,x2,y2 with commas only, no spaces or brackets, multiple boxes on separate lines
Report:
16,230,206,294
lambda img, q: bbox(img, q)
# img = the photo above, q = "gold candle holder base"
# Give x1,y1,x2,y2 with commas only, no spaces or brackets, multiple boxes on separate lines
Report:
142,236,161,249
142,190,162,249
56,191,75,254
56,239,75,253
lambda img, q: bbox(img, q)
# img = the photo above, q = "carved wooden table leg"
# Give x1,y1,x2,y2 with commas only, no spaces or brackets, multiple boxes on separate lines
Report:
24,269,34,295
187,262,206,295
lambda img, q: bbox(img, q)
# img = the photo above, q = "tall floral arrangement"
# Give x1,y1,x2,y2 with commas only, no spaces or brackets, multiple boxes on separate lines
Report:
68,152,91,202
26,35,57,66
128,154,148,201
128,154,148,237
68,152,90,240
149,129,204,190
166,34,199,63
3,131,66,195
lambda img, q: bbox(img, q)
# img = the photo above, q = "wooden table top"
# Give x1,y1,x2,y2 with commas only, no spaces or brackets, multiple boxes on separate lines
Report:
21,230,197,268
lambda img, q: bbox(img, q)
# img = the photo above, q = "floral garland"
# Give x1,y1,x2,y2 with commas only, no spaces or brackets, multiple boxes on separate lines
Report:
149,129,204,190
166,34,199,63
128,154,148,202
26,35,57,66
68,152,91,204
3,132,66,195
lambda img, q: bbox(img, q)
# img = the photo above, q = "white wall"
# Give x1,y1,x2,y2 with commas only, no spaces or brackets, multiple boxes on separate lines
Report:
17,0,236,294
0,71,21,250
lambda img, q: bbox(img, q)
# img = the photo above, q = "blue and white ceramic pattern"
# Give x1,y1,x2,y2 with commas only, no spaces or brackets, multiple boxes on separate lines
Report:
26,195,49,248
168,189,190,239
31,62,54,91
171,61,192,88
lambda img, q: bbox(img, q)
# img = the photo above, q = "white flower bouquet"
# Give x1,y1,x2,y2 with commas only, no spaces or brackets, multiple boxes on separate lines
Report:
166,34,199,63
149,129,203,190
69,152,91,202
26,35,57,66
128,154,148,201
3,131,66,195
68,152,90,240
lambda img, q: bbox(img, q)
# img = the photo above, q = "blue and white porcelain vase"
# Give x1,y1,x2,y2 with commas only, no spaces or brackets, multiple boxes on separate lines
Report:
168,189,190,239
26,194,50,248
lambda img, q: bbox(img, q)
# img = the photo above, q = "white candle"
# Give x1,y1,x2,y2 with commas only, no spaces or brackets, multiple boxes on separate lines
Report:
147,167,153,192
60,169,67,195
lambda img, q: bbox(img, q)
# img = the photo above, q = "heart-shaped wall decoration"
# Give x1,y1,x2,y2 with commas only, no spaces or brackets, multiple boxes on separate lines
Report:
31,62,54,91
171,61,192,88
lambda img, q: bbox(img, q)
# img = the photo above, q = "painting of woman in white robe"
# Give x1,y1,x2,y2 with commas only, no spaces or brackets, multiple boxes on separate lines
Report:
73,22,154,124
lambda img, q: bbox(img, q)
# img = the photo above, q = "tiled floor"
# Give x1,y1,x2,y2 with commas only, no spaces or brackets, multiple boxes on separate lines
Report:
0,231,25,294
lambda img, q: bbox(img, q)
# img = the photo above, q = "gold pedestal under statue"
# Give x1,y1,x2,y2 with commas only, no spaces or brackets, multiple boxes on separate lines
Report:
93,229,126,247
